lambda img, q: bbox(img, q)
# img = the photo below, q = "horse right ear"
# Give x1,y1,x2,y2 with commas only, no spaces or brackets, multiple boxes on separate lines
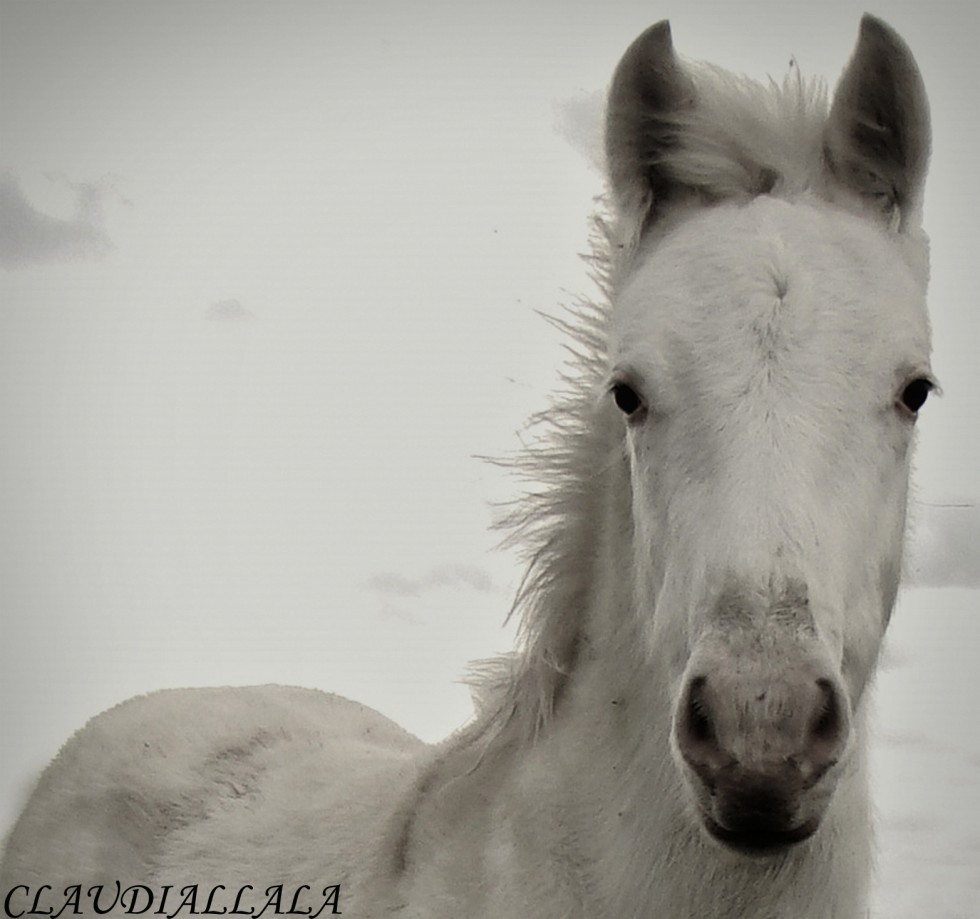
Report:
824,15,930,230
605,21,696,233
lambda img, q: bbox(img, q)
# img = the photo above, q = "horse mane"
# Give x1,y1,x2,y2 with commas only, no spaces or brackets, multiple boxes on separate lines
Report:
464,214,616,738
467,63,834,749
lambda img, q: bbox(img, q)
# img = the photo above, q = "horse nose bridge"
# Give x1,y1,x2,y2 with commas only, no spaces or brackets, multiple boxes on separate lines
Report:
708,573,816,633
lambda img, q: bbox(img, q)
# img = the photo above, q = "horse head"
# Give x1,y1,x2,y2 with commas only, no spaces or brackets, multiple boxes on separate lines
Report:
604,16,932,854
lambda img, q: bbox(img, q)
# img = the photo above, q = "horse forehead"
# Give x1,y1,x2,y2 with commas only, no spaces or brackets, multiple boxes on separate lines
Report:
614,197,926,363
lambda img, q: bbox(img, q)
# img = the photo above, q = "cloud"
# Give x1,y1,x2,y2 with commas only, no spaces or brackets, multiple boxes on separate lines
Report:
206,299,253,322
0,172,115,269
907,500,980,588
367,564,495,599
553,91,604,173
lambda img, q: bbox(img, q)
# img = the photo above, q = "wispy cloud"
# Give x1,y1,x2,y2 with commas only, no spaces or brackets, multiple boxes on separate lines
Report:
206,299,253,322
367,564,495,598
0,172,115,270
908,501,980,588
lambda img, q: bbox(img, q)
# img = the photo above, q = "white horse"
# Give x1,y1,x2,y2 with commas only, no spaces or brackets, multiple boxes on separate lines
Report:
1,15,933,919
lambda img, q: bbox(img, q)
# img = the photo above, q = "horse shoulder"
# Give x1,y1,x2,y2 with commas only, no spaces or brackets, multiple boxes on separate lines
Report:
1,686,427,891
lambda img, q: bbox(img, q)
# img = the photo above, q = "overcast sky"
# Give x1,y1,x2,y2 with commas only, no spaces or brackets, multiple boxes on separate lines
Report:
1,1,977,871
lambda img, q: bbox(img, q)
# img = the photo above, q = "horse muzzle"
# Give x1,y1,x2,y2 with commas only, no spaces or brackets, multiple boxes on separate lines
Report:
673,655,851,856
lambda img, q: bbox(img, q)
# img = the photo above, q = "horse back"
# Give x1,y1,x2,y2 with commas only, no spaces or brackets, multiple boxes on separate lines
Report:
1,686,426,893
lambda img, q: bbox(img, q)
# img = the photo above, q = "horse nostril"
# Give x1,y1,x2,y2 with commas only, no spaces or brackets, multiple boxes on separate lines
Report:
800,677,848,783
686,676,715,745
677,676,727,781
810,678,841,742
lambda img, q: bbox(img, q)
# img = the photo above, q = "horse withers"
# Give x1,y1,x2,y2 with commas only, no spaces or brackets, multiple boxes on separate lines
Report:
1,15,933,919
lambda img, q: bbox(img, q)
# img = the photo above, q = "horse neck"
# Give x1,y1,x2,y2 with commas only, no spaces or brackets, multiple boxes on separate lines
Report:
471,409,686,876
490,392,643,745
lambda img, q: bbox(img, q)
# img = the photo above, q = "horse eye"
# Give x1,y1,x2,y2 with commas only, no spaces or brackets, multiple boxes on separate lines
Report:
898,378,933,415
611,382,644,417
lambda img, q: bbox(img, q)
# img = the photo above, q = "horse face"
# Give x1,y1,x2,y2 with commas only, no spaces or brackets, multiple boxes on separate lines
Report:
602,14,931,853
609,195,932,852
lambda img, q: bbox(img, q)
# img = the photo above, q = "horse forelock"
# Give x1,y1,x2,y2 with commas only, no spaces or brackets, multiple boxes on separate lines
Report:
607,60,837,258
663,63,830,202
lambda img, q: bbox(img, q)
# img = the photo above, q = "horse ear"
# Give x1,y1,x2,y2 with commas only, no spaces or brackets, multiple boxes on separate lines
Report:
605,21,696,231
825,15,930,229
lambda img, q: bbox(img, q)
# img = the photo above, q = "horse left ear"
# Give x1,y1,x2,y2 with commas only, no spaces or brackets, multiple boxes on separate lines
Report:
825,15,930,229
